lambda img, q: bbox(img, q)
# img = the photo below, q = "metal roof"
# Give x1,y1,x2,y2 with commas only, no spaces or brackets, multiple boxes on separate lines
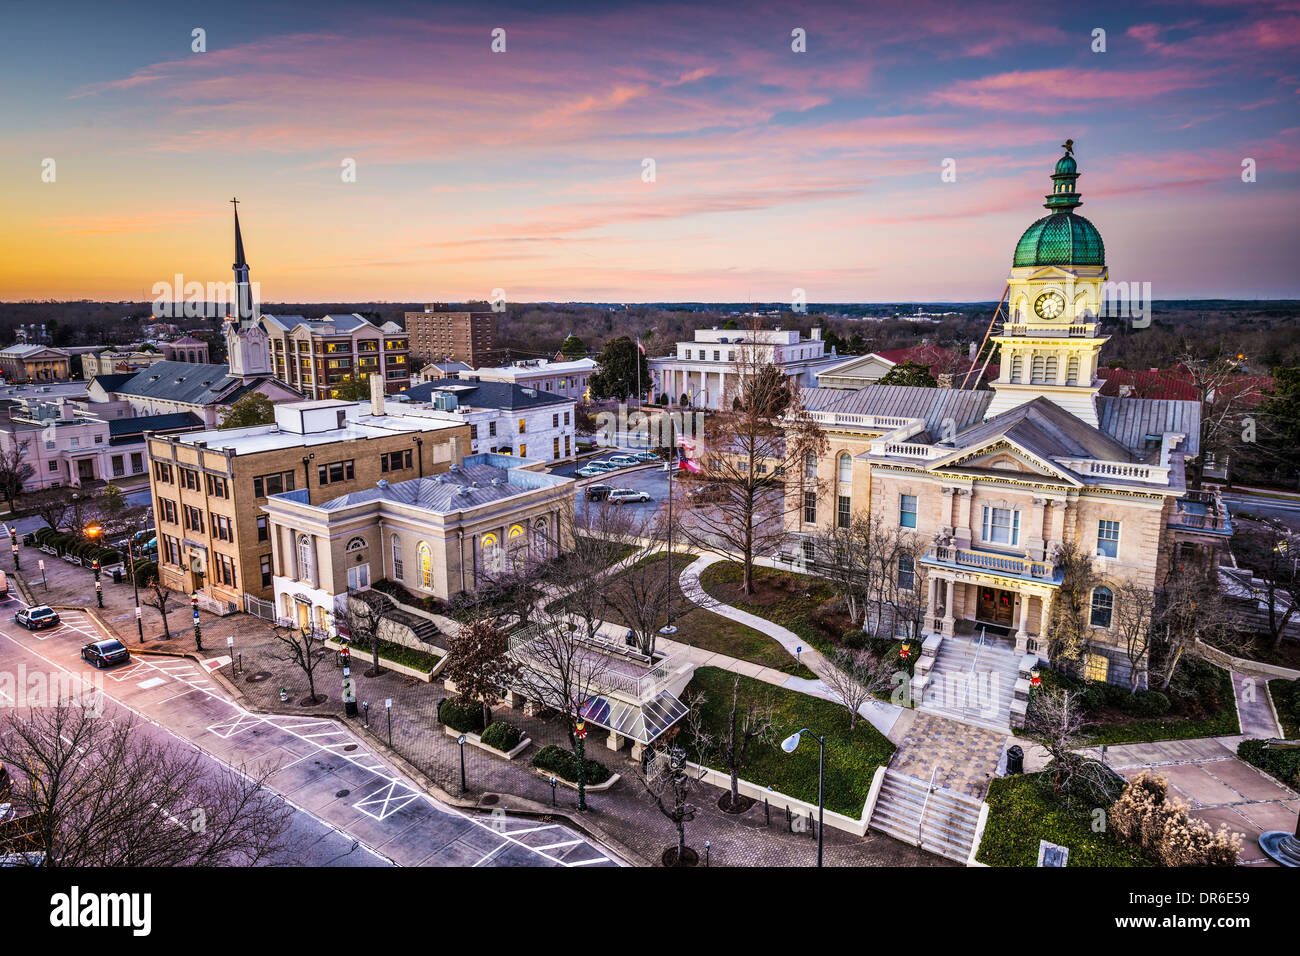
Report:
308,457,570,513
401,380,570,410
99,361,267,407
802,385,993,436
1096,395,1201,457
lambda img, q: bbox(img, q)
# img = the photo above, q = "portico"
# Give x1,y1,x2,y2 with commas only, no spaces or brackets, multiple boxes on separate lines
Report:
921,554,1058,654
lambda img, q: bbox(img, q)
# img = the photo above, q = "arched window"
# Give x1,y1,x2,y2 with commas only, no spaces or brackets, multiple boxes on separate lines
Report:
1045,355,1058,384
533,517,550,558
1090,586,1113,628
390,534,403,581
346,536,366,552
837,452,852,485
1031,355,1046,384
1066,356,1079,386
297,535,313,582
417,541,432,589
481,533,500,573
1010,354,1023,383
804,451,817,479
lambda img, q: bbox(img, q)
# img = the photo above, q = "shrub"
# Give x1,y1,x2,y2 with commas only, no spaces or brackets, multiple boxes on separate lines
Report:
531,744,612,785
1080,683,1107,712
440,695,487,734
133,561,158,588
480,721,522,753
1108,770,1241,866
841,628,868,650
1122,690,1171,717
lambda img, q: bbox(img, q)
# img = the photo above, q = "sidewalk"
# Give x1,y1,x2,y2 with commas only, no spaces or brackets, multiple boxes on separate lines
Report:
679,553,905,740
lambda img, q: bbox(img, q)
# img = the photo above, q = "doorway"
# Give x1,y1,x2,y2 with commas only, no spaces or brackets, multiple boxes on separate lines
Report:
976,587,1015,628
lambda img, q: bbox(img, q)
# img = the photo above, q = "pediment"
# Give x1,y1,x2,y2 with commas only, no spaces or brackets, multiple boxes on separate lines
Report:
930,439,1080,485
819,354,892,377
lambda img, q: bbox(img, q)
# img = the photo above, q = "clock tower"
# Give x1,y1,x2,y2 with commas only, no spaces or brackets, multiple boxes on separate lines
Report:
984,142,1109,427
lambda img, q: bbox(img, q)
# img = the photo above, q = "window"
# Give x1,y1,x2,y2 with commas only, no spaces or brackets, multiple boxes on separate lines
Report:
1031,355,1045,384
1045,355,1058,385
346,536,366,552
214,553,237,588
1066,356,1079,386
898,554,916,591
837,452,852,485
391,534,403,582
93,434,103,444
899,495,917,528
982,506,1019,546
253,471,294,498
1083,653,1110,682
380,450,412,473
180,468,199,490
317,460,355,485
1090,586,1113,628
804,451,817,479
488,422,496,437
183,505,204,534
297,536,313,582
469,424,478,440
518,418,526,434
1010,355,1023,383
564,435,570,457
256,515,269,542
347,564,371,590
553,413,559,428
260,554,273,588
838,495,851,529
45,440,55,450
417,541,432,589
48,461,58,472
802,540,815,563
211,513,233,542
803,491,817,524
518,443,526,457
159,498,178,525
154,461,173,483
713,350,720,361
205,474,228,498
163,535,182,566
564,411,570,426
1097,520,1120,559
553,437,560,459
70,437,79,448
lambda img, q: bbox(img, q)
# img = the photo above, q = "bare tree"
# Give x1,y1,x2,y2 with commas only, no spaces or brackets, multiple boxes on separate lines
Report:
142,576,176,642
25,488,69,532
633,696,711,866
1233,519,1299,650
1177,348,1268,484
540,499,639,642
338,589,387,678
1023,687,1091,800
0,437,34,515
271,622,330,704
1112,581,1155,692
717,675,772,810
1150,566,1238,691
595,504,678,657
821,648,896,730
680,319,827,593
442,615,519,728
1045,540,1101,666
0,704,291,866
508,612,612,809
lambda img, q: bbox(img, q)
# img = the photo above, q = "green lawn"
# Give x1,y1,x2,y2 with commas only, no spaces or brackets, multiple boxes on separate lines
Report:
1269,678,1300,738
976,774,1153,867
681,666,894,817
564,552,815,679
333,636,440,674
698,560,846,656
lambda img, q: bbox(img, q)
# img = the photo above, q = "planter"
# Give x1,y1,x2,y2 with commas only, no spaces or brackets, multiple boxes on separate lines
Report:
324,638,436,682
532,767,621,792
442,725,532,760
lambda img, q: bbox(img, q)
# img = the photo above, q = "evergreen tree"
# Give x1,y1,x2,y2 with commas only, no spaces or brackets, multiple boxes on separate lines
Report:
589,335,650,401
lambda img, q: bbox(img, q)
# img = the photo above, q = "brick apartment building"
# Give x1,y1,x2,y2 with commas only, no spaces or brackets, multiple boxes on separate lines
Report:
404,307,497,367
261,313,412,398
145,385,469,614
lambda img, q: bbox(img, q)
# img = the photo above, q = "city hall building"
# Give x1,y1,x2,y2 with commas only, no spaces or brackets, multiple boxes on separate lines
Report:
792,146,1230,699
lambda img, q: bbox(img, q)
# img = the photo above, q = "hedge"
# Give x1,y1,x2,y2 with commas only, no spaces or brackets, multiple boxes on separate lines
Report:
440,695,487,733
531,744,612,785
1237,738,1300,789
481,721,523,753
350,636,439,673
1268,678,1300,738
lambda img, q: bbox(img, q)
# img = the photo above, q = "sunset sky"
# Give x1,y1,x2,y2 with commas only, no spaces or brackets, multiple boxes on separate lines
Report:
1,0,1297,302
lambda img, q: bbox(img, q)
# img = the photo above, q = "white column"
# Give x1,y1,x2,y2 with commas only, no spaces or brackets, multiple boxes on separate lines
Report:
1015,592,1031,653
941,579,956,637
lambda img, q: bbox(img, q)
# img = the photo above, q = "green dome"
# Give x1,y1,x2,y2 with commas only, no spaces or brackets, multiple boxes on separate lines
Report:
1012,141,1104,267
1014,212,1105,267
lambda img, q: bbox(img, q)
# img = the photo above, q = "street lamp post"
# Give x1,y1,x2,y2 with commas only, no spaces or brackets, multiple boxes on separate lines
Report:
126,535,144,642
9,526,19,570
190,592,203,651
659,457,677,638
781,728,826,867
457,734,468,794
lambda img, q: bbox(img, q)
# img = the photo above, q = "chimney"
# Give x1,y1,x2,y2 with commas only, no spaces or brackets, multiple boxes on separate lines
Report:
369,373,384,415
969,342,977,360
450,435,464,469
811,327,822,341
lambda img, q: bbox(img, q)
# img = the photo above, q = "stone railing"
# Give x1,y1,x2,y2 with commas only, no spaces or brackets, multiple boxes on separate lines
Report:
806,410,916,431
1168,489,1232,533
927,545,1056,581
1055,458,1170,484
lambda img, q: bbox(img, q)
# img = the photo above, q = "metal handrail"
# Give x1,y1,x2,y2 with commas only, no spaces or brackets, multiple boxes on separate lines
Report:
917,766,938,844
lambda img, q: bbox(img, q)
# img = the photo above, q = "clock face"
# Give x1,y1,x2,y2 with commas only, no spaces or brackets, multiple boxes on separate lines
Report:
1034,291,1065,319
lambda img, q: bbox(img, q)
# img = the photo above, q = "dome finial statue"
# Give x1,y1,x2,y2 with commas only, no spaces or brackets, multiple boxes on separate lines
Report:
1061,138,1074,155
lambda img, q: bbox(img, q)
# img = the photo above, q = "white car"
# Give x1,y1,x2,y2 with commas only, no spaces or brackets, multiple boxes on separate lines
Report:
576,466,606,478
608,488,650,504
608,454,639,467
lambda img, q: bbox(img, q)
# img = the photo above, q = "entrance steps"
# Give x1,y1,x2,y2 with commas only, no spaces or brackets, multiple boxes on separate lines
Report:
917,634,1023,731
868,769,985,864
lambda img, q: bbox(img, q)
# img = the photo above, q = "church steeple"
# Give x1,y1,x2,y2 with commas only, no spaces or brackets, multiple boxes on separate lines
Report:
231,197,255,326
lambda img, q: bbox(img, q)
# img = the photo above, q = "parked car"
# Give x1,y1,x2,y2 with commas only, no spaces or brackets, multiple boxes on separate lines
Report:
585,484,613,501
608,454,639,467
81,639,130,669
588,460,622,472
686,482,729,503
608,488,651,504
112,530,153,552
576,465,606,478
14,605,60,630
633,451,660,462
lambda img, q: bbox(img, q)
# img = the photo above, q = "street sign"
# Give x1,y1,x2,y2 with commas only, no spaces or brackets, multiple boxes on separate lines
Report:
384,698,392,709
226,637,233,646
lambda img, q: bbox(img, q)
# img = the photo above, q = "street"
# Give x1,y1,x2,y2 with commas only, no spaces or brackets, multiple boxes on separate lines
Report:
0,589,620,868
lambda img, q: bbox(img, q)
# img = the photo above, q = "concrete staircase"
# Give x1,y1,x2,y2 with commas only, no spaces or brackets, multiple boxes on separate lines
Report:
869,769,985,864
918,634,1022,731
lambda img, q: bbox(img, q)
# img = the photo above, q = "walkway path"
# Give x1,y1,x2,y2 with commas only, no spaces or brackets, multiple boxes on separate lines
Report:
1231,670,1283,739
679,553,905,740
